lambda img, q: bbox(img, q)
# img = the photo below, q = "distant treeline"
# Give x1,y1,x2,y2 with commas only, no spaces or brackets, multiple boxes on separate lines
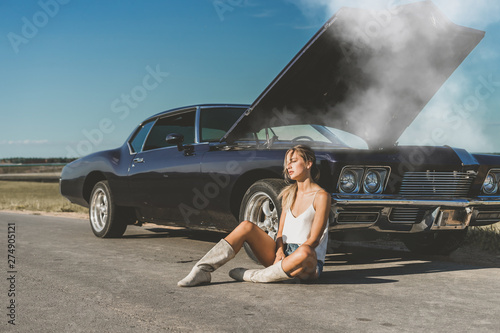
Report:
0,157,77,164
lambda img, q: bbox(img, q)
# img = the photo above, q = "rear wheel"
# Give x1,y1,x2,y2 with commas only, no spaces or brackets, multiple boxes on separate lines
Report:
239,179,286,263
89,180,134,238
402,229,468,255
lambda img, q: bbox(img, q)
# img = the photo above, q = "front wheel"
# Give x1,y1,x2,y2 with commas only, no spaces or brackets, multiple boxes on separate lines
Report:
239,179,286,262
402,229,468,255
89,180,134,238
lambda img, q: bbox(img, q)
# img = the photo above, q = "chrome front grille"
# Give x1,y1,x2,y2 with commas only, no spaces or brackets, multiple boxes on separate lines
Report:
399,171,474,198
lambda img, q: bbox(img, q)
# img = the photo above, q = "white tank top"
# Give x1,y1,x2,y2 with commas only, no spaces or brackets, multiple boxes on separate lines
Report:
281,191,329,263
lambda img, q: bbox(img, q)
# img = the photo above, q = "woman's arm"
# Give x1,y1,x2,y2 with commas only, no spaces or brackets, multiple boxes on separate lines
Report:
302,190,331,249
273,209,287,264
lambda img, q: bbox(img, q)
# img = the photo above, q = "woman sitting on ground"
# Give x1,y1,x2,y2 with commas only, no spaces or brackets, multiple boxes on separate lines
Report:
178,144,330,286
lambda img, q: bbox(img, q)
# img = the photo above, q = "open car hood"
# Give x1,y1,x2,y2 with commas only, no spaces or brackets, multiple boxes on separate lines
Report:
222,1,485,148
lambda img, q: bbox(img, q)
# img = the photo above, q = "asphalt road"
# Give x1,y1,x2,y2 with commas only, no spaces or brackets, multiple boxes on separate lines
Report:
1,212,499,333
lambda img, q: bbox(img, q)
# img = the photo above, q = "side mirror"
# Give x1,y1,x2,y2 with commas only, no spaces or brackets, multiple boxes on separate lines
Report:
165,133,184,151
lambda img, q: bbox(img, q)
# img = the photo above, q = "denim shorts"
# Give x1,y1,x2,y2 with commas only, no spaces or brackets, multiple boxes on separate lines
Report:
284,243,324,277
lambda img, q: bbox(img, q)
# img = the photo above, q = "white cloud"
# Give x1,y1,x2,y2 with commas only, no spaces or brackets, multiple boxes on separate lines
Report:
287,0,500,29
252,9,275,18
286,0,415,21
432,0,500,29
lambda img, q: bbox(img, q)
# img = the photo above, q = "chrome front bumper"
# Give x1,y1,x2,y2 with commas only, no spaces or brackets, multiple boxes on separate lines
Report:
330,195,500,233
333,196,500,207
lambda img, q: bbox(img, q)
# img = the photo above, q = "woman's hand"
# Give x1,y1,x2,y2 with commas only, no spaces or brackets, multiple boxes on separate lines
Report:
274,247,285,264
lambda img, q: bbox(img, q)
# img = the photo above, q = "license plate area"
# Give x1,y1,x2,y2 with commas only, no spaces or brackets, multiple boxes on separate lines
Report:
432,208,472,230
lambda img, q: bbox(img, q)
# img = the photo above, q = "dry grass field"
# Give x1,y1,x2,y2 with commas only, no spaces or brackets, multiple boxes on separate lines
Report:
465,222,500,252
0,164,64,174
0,180,87,214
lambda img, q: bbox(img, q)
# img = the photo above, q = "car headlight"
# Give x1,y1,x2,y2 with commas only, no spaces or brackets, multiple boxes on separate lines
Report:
338,166,390,194
339,169,360,193
363,170,381,194
482,173,498,194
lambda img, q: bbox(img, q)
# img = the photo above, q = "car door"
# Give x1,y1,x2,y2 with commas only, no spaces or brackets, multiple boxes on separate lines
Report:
127,108,204,224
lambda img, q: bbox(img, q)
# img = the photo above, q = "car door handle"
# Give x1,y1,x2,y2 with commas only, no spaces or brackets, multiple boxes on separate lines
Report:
133,158,144,163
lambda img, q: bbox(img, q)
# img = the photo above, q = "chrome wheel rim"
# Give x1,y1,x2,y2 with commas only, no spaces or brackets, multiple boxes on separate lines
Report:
243,191,278,239
90,188,108,232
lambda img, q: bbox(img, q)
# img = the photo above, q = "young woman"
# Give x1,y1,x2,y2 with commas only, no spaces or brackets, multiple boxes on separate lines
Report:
178,145,331,287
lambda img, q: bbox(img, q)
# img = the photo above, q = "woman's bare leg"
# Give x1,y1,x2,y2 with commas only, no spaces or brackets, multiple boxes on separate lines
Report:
224,221,277,267
281,244,318,280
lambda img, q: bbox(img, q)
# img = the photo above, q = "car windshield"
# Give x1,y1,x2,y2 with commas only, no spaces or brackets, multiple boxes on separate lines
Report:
250,124,368,149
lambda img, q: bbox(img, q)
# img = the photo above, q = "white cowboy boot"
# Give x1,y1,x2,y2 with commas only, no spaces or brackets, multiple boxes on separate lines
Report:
229,260,291,283
177,239,235,287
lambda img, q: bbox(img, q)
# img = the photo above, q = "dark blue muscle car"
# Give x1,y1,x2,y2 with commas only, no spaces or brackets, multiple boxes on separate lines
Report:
60,2,500,255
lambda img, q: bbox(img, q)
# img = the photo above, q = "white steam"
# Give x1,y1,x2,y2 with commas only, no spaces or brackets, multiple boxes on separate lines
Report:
286,0,498,152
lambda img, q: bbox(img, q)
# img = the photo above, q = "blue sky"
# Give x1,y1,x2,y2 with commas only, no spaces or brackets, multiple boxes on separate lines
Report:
1,0,499,158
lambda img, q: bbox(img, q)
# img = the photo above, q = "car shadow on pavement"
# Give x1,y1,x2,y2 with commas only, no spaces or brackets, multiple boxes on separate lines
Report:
123,225,499,286
123,225,228,243
313,245,492,285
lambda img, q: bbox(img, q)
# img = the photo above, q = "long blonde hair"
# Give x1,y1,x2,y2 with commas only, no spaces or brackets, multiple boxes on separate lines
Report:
279,145,320,211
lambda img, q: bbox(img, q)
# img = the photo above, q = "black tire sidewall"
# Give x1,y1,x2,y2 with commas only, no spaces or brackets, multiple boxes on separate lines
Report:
238,179,286,224
89,180,126,238
239,179,286,263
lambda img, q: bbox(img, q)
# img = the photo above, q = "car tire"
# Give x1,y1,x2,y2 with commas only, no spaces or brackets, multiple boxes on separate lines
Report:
239,179,286,263
89,180,133,238
402,228,468,255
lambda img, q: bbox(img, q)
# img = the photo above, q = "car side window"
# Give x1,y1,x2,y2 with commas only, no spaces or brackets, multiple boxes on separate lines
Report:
143,110,196,151
129,120,155,153
200,107,247,142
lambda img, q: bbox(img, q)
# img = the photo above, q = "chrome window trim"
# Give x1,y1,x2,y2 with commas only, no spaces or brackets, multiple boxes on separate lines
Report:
139,108,197,153
195,106,201,144
127,105,249,155
127,118,158,155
